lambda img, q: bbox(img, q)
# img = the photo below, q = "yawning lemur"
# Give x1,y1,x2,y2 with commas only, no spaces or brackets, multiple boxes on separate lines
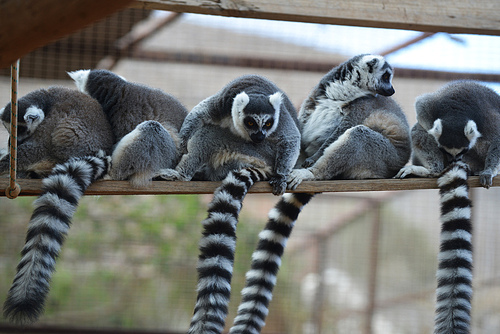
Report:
160,74,301,334
396,80,500,188
0,87,114,177
226,55,412,334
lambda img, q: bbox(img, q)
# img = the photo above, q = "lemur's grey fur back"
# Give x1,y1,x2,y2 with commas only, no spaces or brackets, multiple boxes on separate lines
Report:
69,69,188,187
435,161,473,334
0,87,114,177
3,154,109,325
70,69,187,140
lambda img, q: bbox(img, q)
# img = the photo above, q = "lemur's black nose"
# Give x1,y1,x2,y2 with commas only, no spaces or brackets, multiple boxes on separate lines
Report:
251,132,265,143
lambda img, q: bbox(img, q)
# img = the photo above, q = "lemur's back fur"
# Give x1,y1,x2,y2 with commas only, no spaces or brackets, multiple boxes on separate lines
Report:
435,161,473,334
3,154,109,324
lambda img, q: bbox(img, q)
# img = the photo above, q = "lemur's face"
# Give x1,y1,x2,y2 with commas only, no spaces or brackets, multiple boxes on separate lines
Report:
242,114,275,143
232,91,282,143
361,55,395,96
428,119,481,161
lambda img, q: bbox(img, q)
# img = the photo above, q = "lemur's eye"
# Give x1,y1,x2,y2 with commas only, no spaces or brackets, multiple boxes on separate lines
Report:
265,121,273,128
382,72,390,81
247,121,254,127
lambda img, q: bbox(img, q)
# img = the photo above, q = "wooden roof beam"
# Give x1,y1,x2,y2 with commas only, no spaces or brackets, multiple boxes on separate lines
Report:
0,0,134,69
131,0,500,36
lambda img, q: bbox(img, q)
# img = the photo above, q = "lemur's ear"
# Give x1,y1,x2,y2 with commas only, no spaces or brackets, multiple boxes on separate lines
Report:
465,120,481,148
24,106,45,130
365,57,379,72
233,92,250,113
428,119,442,141
269,92,282,112
68,69,91,93
231,92,251,140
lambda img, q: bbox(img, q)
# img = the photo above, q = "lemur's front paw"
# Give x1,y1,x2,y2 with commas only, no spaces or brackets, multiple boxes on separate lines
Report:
479,169,495,189
157,168,186,181
302,157,316,168
395,165,432,179
269,174,287,196
287,168,315,190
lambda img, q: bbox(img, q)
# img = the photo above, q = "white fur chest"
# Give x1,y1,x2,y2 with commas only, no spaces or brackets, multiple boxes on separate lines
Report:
301,98,344,146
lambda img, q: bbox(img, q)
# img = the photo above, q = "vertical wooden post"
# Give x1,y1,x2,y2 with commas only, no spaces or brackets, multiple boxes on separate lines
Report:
5,59,21,199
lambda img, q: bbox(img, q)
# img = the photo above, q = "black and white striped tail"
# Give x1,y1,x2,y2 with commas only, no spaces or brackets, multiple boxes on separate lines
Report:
188,167,269,334
435,161,473,334
3,154,109,325
229,192,314,334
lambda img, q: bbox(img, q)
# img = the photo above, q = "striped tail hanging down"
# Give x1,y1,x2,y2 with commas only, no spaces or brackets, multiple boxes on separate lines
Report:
187,167,269,334
229,192,314,334
434,160,473,334
3,153,109,325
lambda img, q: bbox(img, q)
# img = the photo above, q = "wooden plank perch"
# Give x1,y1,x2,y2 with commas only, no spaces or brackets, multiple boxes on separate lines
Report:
131,0,500,36
0,176,497,197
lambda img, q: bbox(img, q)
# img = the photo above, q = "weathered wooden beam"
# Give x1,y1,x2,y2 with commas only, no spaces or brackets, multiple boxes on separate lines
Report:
1,176,497,197
131,0,500,35
0,0,134,69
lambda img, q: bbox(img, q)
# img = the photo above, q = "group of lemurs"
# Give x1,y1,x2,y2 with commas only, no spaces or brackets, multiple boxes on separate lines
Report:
1,53,499,334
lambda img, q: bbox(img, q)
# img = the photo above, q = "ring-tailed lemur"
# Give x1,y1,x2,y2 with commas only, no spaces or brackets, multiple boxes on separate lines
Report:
1,87,115,325
3,71,188,325
3,153,110,325
287,54,411,188
159,74,301,196
0,87,114,177
226,55,412,334
68,69,189,187
166,75,300,334
435,160,473,334
396,80,500,188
